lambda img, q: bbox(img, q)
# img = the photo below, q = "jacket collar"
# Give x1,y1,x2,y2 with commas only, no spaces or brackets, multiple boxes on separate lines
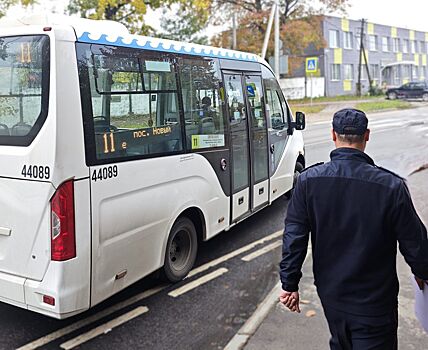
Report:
330,147,375,166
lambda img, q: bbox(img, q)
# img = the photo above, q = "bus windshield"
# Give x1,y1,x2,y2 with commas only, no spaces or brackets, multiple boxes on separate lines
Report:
0,35,50,146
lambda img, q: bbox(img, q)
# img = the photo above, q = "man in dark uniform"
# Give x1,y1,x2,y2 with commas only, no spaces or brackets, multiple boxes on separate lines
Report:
279,108,428,349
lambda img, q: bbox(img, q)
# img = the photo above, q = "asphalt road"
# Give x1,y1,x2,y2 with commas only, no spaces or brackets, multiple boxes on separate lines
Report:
2,107,428,350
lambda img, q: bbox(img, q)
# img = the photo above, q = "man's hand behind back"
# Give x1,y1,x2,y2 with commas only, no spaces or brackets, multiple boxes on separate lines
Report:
279,290,301,313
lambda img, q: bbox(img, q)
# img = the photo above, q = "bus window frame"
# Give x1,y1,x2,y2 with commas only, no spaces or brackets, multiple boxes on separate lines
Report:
77,43,233,166
0,34,50,147
177,55,229,154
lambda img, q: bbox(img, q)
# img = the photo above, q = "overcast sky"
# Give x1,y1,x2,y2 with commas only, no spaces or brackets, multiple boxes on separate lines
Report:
6,0,428,34
341,0,428,32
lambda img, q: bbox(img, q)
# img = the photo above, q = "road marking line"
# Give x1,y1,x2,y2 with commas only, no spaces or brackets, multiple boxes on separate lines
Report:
241,240,282,262
306,139,331,147
16,286,165,350
59,306,149,350
168,268,228,298
18,231,282,349
187,230,283,278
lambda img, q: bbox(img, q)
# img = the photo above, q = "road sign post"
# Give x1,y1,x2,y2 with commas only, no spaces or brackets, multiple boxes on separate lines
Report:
305,57,318,106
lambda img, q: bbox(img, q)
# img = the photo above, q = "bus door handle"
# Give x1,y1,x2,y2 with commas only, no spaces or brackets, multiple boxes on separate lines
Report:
270,144,275,153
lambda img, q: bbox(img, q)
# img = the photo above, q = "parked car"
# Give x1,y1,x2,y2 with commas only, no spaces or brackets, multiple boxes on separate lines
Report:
386,82,428,101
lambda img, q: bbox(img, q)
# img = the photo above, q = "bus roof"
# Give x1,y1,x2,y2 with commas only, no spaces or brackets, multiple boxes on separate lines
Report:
0,13,264,64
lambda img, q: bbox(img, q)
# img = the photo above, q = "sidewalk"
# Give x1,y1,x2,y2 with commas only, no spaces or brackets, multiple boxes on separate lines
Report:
227,168,428,350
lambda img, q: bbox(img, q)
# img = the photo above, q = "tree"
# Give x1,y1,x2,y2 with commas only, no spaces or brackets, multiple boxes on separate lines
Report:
158,1,210,44
211,0,349,73
67,0,160,34
0,0,35,18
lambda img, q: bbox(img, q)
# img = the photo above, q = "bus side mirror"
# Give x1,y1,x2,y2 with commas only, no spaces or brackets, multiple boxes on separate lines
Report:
293,111,306,130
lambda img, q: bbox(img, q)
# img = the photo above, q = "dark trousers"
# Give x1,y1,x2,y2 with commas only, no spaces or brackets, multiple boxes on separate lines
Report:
322,305,398,350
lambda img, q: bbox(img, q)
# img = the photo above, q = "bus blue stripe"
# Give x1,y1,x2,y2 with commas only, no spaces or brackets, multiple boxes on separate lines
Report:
77,32,258,62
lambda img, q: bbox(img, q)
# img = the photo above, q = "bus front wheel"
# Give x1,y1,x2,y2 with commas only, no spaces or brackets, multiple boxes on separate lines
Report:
285,161,304,199
163,217,198,282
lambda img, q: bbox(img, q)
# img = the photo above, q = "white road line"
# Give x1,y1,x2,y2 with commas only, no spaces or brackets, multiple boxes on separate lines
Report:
168,268,228,298
311,120,331,126
241,240,282,262
306,139,331,147
187,230,283,278
18,230,283,350
16,286,165,350
59,306,149,350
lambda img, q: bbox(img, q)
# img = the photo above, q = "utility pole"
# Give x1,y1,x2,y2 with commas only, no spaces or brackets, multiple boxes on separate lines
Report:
357,18,373,96
357,18,365,97
261,4,276,59
274,0,280,77
232,12,237,50
362,45,373,90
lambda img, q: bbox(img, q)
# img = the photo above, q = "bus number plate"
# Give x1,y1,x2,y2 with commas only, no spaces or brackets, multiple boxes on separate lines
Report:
21,165,51,180
91,166,118,182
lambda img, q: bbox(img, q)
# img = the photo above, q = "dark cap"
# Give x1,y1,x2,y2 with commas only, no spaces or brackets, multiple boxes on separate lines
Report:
332,108,368,135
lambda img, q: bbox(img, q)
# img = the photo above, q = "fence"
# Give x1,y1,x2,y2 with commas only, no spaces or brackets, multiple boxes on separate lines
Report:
279,77,325,100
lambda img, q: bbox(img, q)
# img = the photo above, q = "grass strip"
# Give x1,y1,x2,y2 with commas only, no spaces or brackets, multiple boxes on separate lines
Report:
355,100,412,112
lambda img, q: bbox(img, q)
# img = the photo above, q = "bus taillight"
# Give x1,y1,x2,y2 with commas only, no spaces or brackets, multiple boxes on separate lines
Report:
50,180,76,261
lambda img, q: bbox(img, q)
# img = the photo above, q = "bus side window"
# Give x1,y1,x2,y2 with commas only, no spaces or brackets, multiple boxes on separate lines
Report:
265,87,286,130
85,46,184,161
179,57,226,151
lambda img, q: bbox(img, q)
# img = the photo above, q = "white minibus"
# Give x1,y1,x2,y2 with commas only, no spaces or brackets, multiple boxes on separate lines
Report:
0,14,305,318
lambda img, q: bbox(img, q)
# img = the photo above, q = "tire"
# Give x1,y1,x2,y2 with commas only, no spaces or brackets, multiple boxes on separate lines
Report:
285,161,304,199
423,93,428,102
388,92,397,100
163,217,198,283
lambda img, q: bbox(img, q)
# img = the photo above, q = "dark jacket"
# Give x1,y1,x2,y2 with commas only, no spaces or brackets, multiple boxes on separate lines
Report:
279,147,428,316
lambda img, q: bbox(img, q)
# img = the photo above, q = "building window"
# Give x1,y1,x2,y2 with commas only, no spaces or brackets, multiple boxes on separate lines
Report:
331,64,341,80
343,64,354,80
368,35,377,51
411,40,416,53
370,64,380,80
402,65,410,80
392,38,400,53
393,66,400,84
382,37,390,52
329,30,339,48
403,39,409,53
343,32,353,49
413,66,418,79
420,41,425,53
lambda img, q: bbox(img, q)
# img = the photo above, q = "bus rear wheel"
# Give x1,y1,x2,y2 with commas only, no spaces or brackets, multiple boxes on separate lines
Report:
163,217,198,283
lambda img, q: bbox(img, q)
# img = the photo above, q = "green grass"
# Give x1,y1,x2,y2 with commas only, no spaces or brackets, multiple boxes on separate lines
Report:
355,100,412,112
290,95,381,104
289,104,325,114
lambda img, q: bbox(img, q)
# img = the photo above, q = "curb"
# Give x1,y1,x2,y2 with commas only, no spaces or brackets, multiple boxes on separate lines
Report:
224,282,282,350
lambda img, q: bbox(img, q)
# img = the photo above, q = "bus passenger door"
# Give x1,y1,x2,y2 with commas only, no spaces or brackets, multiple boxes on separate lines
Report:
224,73,251,221
244,75,269,210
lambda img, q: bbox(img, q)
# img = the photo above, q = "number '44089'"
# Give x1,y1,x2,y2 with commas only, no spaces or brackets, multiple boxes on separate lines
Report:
91,166,118,182
21,165,50,180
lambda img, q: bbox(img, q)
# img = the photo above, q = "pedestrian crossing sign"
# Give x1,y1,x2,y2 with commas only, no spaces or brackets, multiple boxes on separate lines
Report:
306,57,318,73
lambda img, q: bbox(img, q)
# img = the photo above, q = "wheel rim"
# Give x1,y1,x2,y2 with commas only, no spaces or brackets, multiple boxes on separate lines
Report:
169,229,192,272
389,93,396,99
